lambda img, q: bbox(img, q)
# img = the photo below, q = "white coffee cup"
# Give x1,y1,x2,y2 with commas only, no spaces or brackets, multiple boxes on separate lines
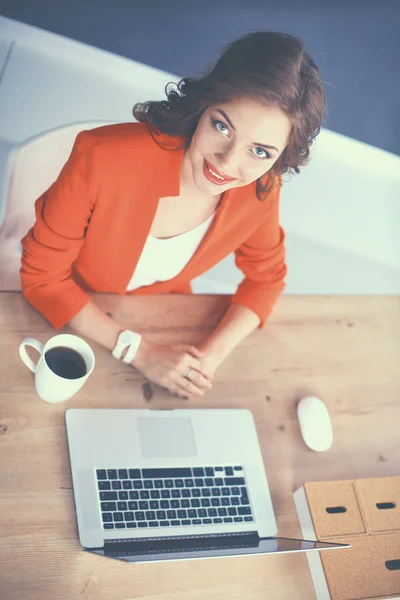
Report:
19,334,95,403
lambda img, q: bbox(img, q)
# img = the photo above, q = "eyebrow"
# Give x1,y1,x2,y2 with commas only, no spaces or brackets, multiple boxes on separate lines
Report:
216,109,279,153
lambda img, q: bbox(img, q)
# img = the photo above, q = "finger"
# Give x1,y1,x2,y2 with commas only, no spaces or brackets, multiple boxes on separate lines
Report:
185,367,212,390
171,373,205,397
185,346,205,359
185,358,213,383
181,377,206,397
169,382,195,399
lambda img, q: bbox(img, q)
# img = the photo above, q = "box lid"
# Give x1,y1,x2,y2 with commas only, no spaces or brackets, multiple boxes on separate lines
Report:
304,480,367,538
320,532,400,600
356,477,400,534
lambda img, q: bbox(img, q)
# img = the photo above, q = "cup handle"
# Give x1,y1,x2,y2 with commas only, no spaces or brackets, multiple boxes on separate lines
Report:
19,338,44,373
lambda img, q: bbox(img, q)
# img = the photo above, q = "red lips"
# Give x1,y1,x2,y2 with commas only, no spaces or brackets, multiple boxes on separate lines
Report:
203,159,237,185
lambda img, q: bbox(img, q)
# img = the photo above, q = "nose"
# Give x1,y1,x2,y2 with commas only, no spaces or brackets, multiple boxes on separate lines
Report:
215,144,240,178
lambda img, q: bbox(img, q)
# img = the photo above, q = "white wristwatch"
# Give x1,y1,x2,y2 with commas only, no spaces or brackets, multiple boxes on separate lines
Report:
112,330,142,364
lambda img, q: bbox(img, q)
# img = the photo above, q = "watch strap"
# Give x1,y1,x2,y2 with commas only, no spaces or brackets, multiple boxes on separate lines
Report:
122,334,142,364
112,330,139,360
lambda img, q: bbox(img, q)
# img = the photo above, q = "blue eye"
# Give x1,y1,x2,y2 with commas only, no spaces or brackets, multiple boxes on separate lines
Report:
253,147,270,159
211,118,271,159
212,119,229,135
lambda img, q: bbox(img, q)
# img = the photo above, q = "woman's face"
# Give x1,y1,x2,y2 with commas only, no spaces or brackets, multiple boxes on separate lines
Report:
181,96,292,196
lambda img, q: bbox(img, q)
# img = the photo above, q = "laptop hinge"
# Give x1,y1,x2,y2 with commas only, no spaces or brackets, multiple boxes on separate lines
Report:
103,530,259,556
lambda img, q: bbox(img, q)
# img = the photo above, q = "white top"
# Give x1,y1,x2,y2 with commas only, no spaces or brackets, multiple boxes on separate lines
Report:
126,212,216,291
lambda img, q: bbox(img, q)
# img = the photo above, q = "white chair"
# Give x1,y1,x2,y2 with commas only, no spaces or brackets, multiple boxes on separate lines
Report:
0,121,113,290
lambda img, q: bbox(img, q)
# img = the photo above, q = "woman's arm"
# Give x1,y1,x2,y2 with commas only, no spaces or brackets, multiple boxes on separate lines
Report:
21,132,97,328
69,296,259,393
67,300,212,398
196,302,260,374
68,300,125,352
197,192,287,375
21,131,210,398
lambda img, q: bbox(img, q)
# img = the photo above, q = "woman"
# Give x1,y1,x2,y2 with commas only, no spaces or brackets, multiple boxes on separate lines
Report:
20,31,325,399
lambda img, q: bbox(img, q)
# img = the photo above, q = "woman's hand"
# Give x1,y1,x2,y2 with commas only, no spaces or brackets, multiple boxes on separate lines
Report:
196,352,220,380
132,340,213,398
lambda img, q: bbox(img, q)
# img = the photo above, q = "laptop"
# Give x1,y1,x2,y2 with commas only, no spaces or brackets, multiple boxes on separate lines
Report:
65,408,349,563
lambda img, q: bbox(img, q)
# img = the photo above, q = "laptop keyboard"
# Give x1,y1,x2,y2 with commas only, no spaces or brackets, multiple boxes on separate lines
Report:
96,466,254,530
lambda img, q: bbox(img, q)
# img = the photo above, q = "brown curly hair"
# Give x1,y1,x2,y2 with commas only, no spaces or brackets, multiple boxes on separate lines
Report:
133,31,326,200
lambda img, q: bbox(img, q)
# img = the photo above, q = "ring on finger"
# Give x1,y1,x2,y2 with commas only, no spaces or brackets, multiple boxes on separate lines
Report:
185,368,194,380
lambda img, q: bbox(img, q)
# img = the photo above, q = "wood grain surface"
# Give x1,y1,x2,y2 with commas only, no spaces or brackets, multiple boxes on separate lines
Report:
0,292,399,600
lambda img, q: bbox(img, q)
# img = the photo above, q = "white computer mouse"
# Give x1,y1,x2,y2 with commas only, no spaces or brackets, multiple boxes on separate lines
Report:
297,396,333,452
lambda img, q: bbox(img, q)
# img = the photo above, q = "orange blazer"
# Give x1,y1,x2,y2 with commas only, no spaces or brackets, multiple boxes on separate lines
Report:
21,122,287,330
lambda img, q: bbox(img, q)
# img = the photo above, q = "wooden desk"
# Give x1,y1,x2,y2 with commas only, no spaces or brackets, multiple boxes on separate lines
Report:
0,292,399,600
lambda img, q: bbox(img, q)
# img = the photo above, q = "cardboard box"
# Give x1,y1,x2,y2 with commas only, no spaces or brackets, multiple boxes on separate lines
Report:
355,477,400,534
294,477,400,600
320,533,400,600
300,480,367,538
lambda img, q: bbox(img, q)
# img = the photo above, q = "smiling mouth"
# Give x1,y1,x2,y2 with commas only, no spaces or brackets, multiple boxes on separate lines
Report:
203,159,237,184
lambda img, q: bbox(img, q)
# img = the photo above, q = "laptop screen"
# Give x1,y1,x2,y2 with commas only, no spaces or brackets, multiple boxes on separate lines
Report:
90,534,349,563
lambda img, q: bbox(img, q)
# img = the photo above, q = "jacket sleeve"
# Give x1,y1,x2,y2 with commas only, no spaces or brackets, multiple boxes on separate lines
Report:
20,131,94,330
231,186,287,327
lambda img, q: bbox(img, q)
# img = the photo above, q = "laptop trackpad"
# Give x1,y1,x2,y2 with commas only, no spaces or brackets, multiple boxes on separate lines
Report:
138,417,197,458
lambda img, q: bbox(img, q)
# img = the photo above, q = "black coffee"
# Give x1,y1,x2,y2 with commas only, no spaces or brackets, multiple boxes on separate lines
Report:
45,346,87,380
